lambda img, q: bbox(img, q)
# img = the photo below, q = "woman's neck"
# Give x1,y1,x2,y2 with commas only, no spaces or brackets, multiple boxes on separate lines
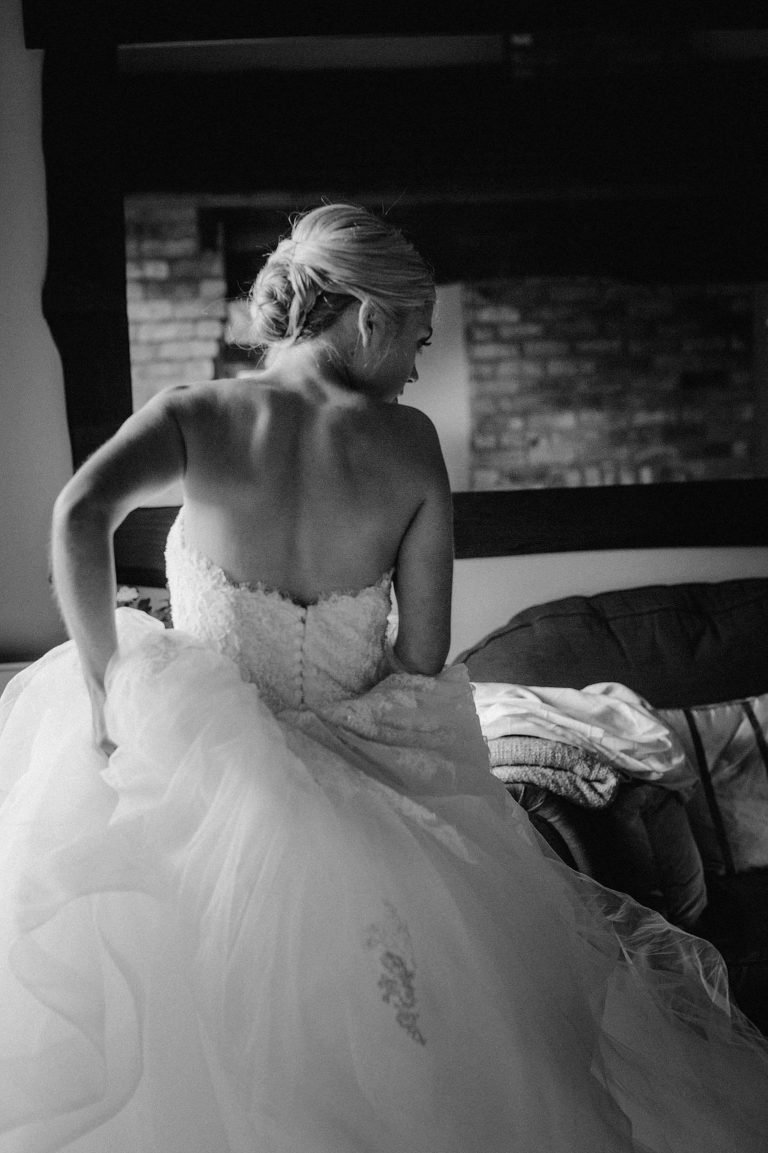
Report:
261,339,373,405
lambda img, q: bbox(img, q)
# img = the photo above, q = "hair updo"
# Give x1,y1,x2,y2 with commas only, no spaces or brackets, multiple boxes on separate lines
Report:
247,204,435,351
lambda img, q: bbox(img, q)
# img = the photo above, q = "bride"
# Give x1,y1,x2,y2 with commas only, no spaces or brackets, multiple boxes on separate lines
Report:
1,203,767,1152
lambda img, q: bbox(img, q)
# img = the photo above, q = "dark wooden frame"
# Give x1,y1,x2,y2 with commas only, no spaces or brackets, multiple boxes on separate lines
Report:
114,478,768,587
27,4,768,567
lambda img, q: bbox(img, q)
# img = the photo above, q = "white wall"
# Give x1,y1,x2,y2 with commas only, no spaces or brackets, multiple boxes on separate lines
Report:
404,282,471,490
450,545,768,661
0,0,72,658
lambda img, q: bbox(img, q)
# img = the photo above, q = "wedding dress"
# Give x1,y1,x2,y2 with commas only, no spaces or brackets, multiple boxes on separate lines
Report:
0,511,767,1153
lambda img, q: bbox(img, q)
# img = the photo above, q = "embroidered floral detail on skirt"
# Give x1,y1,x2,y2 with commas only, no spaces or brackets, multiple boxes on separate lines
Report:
364,901,426,1046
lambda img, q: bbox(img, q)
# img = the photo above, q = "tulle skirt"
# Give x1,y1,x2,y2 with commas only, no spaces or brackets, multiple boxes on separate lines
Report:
0,609,767,1152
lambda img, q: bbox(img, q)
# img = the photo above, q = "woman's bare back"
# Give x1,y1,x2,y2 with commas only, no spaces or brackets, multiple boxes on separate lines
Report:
174,376,451,609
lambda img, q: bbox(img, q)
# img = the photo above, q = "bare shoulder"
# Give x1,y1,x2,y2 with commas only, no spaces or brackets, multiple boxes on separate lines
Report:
157,378,268,430
382,403,449,481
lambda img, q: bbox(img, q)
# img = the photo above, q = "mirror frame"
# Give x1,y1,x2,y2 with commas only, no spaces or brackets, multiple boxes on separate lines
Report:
29,10,768,559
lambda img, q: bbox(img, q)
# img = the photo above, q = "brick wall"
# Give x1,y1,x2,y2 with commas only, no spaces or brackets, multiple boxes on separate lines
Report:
125,200,228,409
464,279,755,489
123,203,758,492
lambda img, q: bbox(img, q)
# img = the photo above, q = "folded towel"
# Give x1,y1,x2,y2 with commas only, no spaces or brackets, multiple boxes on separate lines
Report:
488,735,620,808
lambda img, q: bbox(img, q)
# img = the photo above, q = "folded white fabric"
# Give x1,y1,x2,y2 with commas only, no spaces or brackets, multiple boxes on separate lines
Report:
472,681,695,795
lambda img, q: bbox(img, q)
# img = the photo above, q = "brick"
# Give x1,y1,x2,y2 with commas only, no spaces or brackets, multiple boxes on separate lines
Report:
133,360,214,384
547,358,596,377
139,237,199,259
195,320,225,339
126,260,170,281
470,364,499,382
136,321,198,343
179,359,216,380
468,324,496,341
632,410,673,427
475,376,523,395
499,428,527,449
125,282,144,301
127,300,174,321
472,431,499,451
469,343,515,361
528,435,576,466
199,278,228,300
517,361,546,378
157,340,220,360
497,323,544,339
494,397,524,415
472,306,522,324
172,301,226,319
131,362,180,382
156,281,202,301
547,411,578,431
472,468,504,489
171,255,224,279
492,359,527,378
471,397,500,417
522,340,570,357
575,338,622,356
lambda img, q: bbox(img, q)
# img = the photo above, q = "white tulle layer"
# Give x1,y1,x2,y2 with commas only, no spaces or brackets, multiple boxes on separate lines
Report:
0,609,767,1153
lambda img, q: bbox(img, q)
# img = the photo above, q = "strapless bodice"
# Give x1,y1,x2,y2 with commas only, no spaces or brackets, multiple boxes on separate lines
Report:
164,513,393,714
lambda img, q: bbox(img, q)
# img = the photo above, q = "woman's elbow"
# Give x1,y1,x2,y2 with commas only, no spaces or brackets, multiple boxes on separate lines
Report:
52,482,112,537
392,638,449,677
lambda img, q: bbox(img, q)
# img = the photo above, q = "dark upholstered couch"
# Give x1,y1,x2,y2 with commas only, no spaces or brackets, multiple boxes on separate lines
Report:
458,577,768,1034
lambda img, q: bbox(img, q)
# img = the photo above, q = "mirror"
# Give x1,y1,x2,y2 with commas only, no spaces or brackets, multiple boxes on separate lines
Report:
29,13,768,554
116,30,768,497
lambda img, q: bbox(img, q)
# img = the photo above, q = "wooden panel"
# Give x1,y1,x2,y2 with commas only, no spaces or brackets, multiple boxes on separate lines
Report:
41,50,133,467
114,507,179,587
452,479,768,558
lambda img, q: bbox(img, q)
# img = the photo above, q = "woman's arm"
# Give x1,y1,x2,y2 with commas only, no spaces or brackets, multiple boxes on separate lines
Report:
51,388,187,750
391,415,454,676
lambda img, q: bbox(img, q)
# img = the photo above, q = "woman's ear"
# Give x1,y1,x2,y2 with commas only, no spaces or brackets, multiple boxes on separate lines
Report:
357,300,377,348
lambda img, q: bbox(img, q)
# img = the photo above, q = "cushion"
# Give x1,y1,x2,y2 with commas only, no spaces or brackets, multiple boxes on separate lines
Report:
659,695,768,876
457,579,768,709
603,784,707,930
506,779,707,930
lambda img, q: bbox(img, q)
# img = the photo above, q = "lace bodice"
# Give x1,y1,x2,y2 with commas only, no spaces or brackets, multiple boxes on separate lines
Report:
165,513,394,714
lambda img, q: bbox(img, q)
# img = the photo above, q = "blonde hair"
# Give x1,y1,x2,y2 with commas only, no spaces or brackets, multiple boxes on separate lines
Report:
247,204,435,350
